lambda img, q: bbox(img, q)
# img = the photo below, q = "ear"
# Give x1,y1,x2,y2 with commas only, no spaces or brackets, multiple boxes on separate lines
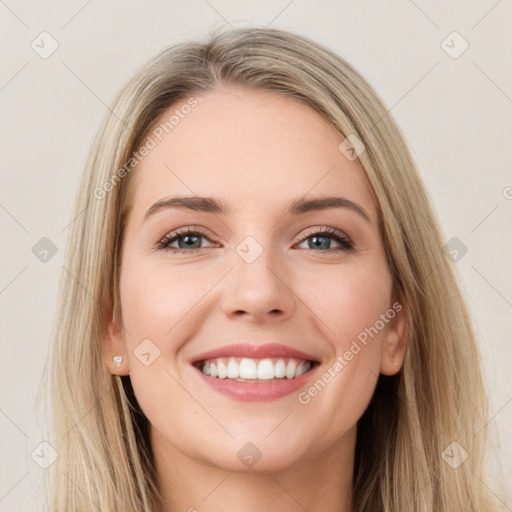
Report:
100,297,130,376
379,295,408,376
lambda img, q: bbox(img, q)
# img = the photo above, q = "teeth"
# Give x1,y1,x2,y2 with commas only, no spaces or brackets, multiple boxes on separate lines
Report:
275,359,286,378
217,360,227,379
296,361,309,377
200,357,312,380
227,359,239,378
285,360,297,379
239,358,257,379
257,359,274,380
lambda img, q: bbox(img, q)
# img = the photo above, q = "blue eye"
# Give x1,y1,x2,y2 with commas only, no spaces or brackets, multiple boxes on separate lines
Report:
156,227,215,253
156,226,354,254
297,227,354,252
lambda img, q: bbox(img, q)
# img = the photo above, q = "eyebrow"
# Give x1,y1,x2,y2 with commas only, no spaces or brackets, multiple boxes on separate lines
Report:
144,195,371,223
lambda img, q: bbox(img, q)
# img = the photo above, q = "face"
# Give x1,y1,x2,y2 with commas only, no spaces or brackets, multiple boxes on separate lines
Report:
103,86,407,473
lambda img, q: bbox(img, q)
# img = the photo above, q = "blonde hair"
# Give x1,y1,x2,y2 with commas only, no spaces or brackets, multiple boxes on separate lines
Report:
38,26,505,511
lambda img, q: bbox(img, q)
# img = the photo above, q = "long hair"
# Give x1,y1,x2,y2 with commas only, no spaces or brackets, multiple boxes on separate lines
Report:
38,26,504,511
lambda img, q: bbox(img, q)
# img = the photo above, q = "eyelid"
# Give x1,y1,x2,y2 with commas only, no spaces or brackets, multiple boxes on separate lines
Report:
294,226,354,252
156,225,354,253
155,226,216,250
297,225,351,242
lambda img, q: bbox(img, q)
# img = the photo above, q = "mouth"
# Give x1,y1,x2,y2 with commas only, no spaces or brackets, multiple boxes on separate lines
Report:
192,356,320,383
189,343,321,401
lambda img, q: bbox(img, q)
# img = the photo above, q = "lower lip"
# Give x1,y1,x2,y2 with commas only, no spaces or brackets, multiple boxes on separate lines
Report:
193,364,320,402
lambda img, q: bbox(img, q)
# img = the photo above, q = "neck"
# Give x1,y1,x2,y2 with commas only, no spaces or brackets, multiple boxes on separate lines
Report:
151,426,355,512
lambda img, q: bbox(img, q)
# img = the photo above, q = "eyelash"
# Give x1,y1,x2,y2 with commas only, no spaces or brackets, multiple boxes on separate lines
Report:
155,226,354,254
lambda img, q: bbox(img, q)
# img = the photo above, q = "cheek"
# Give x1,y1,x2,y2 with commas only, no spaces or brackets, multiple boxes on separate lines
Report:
300,257,392,353
293,259,392,430
119,256,212,343
118,258,206,432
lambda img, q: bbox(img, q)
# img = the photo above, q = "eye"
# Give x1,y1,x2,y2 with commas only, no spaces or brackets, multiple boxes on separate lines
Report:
296,227,354,253
156,226,354,254
156,227,216,253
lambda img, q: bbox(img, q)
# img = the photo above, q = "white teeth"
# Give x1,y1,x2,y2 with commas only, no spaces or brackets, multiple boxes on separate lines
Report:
200,357,313,380
295,361,309,377
285,360,297,379
274,359,286,378
227,359,239,378
239,358,258,379
217,360,227,379
297,361,311,376
257,359,275,380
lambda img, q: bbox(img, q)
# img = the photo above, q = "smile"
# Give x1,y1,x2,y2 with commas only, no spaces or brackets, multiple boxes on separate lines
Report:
190,343,321,401
195,357,315,382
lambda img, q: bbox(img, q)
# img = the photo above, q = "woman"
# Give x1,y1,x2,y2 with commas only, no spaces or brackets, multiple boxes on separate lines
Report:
39,26,505,511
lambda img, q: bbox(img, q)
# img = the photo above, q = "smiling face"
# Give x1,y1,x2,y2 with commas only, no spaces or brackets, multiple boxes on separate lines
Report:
102,86,407,474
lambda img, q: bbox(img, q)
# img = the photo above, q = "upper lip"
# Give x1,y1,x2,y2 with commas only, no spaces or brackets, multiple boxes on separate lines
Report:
190,343,320,365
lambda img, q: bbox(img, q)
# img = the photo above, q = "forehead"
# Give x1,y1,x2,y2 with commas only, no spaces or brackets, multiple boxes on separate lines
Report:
126,87,377,224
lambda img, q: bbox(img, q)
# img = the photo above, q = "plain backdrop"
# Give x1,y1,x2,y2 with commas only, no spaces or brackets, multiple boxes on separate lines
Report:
0,1,511,510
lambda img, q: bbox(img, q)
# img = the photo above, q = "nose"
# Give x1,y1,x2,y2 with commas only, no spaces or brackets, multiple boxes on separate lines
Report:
220,242,297,324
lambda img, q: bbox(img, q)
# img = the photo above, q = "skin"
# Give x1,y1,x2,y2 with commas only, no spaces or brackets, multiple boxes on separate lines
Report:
101,86,407,512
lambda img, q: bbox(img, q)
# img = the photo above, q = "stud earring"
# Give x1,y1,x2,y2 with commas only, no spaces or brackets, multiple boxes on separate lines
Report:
387,346,400,366
113,356,123,367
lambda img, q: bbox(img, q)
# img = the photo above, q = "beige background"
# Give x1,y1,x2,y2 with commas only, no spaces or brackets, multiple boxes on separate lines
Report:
0,1,511,509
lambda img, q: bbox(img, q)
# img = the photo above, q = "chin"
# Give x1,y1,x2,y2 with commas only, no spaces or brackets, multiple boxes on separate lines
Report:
195,433,313,473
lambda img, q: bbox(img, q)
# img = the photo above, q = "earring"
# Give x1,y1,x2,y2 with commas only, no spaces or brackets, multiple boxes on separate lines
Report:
113,356,123,367
387,346,400,366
